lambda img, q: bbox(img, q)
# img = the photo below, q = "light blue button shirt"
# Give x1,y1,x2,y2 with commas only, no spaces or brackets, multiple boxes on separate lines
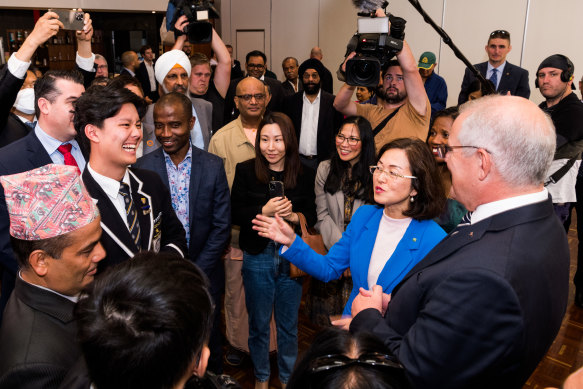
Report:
486,61,506,90
35,126,86,171
191,105,204,150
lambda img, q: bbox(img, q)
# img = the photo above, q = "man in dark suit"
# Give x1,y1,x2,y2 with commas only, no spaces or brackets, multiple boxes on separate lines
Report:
283,58,342,170
346,95,569,389
0,10,95,145
223,50,284,125
134,92,230,373
458,30,530,104
0,68,88,321
142,50,213,154
281,57,303,97
119,51,139,78
75,83,187,271
0,164,106,388
0,70,37,148
135,45,159,102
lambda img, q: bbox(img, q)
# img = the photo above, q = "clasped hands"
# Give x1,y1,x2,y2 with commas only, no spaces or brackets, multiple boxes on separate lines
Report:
330,285,391,331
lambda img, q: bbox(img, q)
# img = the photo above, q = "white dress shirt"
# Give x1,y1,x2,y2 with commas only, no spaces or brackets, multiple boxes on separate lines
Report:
87,163,131,229
299,90,321,156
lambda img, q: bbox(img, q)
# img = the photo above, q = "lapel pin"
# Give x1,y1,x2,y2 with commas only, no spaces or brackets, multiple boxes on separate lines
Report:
141,198,146,204
469,231,474,237
412,238,417,242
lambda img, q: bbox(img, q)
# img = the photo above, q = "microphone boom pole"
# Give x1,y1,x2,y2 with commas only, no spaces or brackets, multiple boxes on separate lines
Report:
407,0,496,95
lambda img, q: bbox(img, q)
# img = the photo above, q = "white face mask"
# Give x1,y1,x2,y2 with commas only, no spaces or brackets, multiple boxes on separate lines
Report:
14,88,36,115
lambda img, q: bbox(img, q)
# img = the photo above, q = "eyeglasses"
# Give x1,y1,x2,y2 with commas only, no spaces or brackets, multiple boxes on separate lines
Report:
369,166,416,180
309,353,403,374
247,64,265,69
336,134,361,146
96,65,108,70
431,144,492,159
236,93,266,102
490,30,509,37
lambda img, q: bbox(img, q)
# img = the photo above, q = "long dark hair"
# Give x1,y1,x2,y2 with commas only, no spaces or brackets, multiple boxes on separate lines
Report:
254,112,302,189
376,138,446,220
324,116,375,203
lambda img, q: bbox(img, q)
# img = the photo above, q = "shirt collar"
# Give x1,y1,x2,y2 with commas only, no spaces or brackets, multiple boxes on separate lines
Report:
34,125,80,156
87,163,130,199
303,89,321,104
163,142,193,166
487,61,507,73
471,188,548,225
18,271,79,303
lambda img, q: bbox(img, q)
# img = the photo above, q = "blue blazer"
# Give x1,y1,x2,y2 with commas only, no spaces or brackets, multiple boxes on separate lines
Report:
133,146,231,296
281,205,446,315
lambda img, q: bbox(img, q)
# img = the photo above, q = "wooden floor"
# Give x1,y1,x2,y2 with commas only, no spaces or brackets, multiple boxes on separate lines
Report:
223,214,583,389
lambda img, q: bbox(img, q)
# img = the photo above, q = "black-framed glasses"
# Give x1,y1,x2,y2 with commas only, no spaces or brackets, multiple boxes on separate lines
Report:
369,166,416,180
247,63,265,69
490,29,509,37
336,134,361,146
235,93,266,102
309,352,403,374
431,144,492,159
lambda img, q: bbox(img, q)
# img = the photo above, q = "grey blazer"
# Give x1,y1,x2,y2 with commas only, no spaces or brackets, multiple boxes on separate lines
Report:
141,96,213,155
315,160,366,250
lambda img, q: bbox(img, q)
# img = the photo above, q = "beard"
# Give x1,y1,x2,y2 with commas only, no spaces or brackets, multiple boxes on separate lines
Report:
376,85,406,104
303,82,321,96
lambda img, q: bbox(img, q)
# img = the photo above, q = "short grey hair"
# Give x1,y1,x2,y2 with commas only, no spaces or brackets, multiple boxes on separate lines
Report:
457,95,556,187
95,54,106,62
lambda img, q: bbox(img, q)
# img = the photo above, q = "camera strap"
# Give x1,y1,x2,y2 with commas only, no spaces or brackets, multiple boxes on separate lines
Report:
372,106,402,137
544,155,579,187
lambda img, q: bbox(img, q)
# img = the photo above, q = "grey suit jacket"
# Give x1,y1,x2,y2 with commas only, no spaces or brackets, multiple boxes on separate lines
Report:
315,160,365,250
142,96,213,155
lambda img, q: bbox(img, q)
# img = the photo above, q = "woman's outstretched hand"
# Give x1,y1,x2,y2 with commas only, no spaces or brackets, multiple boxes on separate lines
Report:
252,214,296,247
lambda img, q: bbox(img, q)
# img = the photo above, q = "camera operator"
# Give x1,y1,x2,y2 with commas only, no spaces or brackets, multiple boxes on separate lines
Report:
172,15,231,134
333,40,430,152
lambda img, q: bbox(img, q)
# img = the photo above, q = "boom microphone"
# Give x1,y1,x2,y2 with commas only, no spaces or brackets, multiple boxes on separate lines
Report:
351,0,388,13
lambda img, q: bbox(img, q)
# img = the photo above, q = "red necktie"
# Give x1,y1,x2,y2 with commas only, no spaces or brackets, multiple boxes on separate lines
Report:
57,143,80,174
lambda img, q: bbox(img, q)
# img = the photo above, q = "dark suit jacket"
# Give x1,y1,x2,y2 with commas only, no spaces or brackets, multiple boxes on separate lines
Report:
135,61,159,101
0,131,53,320
0,65,25,137
0,112,32,148
283,90,342,161
133,146,231,295
281,79,303,97
82,167,188,272
458,61,530,104
223,76,284,125
231,159,317,255
351,197,569,389
0,277,80,388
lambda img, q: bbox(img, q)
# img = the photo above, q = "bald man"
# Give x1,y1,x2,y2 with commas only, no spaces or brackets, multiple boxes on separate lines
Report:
309,46,333,93
119,51,139,77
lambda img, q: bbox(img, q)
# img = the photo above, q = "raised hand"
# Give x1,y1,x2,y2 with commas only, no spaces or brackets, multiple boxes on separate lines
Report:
252,214,296,247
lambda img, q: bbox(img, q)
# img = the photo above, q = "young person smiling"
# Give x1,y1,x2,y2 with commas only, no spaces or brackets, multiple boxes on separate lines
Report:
75,84,187,271
231,112,316,389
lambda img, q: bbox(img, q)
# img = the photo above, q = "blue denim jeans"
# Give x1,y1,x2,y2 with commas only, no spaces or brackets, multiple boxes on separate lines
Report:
242,241,303,384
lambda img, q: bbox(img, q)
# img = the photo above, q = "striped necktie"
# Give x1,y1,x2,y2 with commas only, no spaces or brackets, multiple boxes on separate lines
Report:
119,182,141,247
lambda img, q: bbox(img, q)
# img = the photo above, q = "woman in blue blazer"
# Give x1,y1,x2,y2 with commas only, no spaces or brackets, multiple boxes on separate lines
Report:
253,138,447,316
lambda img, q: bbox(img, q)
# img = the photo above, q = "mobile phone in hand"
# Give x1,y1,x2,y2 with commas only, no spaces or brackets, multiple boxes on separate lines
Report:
48,9,85,31
269,180,284,198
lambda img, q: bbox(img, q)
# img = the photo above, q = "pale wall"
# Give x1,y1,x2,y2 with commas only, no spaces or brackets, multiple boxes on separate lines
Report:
2,0,582,104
